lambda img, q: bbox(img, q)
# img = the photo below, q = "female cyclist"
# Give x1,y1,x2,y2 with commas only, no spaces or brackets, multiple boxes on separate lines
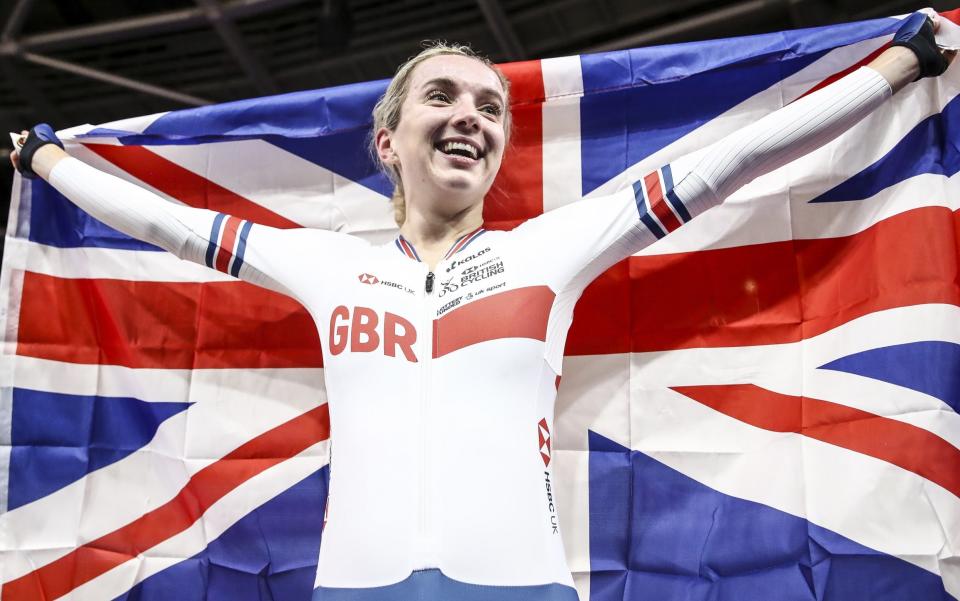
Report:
11,12,953,601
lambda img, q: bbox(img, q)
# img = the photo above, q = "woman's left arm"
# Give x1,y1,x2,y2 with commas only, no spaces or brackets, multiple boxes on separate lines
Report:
513,12,952,299
874,11,955,92
658,13,953,228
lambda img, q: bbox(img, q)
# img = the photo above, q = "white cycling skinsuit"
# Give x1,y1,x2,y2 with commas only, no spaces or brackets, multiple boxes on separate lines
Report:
45,67,890,600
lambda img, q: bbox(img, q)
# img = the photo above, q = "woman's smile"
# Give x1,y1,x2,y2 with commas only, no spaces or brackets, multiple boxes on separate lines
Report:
382,54,507,203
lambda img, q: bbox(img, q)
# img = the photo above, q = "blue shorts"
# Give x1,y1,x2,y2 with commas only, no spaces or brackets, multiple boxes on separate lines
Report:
312,569,580,601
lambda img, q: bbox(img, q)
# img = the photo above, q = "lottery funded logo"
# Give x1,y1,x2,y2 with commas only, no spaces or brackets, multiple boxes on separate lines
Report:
436,296,462,317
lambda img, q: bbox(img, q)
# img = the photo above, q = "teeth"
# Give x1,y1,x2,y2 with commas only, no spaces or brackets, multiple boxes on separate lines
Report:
441,141,479,159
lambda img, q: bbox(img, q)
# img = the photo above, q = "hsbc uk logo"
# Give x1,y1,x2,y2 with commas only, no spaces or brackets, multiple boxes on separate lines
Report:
357,272,415,295
539,417,559,534
538,417,551,467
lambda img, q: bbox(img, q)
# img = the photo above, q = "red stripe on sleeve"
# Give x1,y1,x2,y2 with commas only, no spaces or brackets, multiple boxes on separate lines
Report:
1,404,330,601
674,384,960,499
215,215,242,273
16,273,323,369
645,171,682,232
433,285,555,358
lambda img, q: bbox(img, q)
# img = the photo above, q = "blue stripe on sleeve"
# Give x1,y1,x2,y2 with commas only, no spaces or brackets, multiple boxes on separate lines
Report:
205,213,226,268
632,180,666,239
661,165,692,222
230,221,254,277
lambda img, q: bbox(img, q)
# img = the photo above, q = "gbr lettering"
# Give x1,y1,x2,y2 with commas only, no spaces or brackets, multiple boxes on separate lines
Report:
329,305,418,362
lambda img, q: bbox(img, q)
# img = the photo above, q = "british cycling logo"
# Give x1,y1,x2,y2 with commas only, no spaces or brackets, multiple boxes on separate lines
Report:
438,276,459,298
438,261,506,299
460,261,504,285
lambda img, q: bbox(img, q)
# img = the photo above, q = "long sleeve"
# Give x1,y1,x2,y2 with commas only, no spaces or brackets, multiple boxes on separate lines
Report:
46,156,337,299
512,66,893,296
673,66,892,221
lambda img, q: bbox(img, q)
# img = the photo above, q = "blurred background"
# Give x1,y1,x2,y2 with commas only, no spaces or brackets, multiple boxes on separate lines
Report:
0,0,955,239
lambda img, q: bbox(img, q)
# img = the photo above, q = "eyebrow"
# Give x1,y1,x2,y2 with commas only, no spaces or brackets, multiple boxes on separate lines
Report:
421,77,504,104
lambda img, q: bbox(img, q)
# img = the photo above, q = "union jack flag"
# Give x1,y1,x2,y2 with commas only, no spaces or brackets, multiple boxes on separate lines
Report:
2,11,959,601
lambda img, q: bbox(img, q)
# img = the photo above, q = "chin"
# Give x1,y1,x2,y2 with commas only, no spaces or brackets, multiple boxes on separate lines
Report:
434,171,485,194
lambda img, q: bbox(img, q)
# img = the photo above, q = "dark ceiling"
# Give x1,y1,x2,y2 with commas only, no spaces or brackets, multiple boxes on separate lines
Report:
0,0,954,229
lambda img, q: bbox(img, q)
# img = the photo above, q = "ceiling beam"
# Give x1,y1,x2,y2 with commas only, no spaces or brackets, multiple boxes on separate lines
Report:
2,0,65,127
195,0,278,95
584,0,789,52
475,0,525,60
17,0,306,53
21,51,212,106
1,0,37,41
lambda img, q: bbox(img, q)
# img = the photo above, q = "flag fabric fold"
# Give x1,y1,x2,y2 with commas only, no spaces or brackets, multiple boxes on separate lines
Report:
2,11,959,601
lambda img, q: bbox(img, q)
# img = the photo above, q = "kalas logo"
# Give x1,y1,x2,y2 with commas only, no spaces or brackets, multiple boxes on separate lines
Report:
538,418,551,467
445,247,491,272
358,273,379,285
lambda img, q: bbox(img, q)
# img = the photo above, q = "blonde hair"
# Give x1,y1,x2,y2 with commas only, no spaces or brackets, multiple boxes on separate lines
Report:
371,41,512,226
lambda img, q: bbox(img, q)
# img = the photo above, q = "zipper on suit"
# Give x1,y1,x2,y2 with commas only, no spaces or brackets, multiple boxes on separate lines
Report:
417,266,435,567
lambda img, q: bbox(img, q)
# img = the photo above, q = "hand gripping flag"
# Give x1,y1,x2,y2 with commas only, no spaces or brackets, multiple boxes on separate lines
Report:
2,11,959,601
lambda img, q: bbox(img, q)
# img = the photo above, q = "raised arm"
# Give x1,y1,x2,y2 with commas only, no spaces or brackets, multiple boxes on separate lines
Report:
674,14,950,220
513,12,953,294
10,128,325,299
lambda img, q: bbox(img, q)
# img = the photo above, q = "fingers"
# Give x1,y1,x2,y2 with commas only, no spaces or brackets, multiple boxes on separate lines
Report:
10,129,27,171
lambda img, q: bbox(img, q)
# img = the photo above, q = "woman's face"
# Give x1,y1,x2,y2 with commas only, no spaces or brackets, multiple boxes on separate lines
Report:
377,54,508,213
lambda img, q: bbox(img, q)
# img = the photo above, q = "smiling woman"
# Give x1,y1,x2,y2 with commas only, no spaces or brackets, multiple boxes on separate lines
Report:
8,12,953,601
371,42,512,240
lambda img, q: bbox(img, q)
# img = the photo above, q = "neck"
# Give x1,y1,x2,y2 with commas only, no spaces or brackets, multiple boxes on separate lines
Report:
398,197,484,269
400,199,483,245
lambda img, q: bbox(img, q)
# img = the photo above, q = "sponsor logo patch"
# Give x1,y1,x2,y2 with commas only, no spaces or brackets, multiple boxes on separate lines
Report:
538,418,552,467
357,272,415,295
445,246,492,272
539,418,559,533
460,260,504,286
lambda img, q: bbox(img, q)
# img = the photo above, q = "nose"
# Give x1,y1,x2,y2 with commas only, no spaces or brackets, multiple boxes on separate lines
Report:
452,102,481,131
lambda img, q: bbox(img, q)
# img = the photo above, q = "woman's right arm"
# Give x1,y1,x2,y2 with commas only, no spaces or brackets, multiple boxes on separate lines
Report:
12,137,309,297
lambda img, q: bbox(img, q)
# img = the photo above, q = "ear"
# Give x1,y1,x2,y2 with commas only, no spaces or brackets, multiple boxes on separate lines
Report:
375,128,398,166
